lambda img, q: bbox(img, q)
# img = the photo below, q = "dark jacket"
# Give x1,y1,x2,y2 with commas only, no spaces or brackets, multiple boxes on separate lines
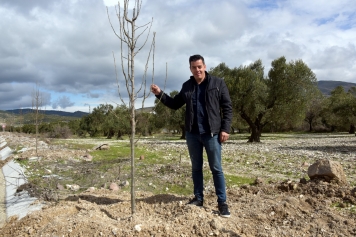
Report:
156,72,233,134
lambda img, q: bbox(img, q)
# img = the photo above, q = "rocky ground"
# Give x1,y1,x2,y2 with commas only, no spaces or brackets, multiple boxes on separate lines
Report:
0,132,356,236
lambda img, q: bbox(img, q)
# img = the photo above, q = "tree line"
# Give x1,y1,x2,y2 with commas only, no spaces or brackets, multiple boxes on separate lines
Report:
6,56,356,142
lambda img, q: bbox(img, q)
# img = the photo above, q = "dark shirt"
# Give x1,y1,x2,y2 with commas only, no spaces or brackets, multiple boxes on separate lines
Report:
191,78,210,134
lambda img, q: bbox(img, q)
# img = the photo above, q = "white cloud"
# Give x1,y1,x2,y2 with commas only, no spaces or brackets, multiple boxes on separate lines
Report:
0,0,355,112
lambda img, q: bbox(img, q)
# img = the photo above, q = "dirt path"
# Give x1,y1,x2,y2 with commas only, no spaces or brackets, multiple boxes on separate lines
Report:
0,183,355,236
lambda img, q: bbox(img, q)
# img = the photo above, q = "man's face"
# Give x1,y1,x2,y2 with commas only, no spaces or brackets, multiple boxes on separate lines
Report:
190,59,206,81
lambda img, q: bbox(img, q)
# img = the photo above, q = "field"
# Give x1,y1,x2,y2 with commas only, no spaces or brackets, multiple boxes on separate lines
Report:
0,132,355,236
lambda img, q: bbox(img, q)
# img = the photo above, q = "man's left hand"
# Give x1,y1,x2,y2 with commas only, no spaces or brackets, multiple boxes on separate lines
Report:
220,131,229,143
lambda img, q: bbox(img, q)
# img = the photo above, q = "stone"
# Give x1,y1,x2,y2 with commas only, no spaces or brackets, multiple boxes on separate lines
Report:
254,177,264,185
301,162,309,167
82,153,93,161
87,187,96,192
57,184,64,190
120,180,129,187
72,184,80,191
44,169,52,174
95,144,110,150
28,157,41,162
134,224,142,232
307,159,347,184
109,182,120,191
66,184,80,191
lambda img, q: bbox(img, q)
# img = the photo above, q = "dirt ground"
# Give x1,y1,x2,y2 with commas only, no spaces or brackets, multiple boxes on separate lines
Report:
0,133,356,237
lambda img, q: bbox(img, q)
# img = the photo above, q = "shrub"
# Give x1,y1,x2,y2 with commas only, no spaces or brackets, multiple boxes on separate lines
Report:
49,125,72,138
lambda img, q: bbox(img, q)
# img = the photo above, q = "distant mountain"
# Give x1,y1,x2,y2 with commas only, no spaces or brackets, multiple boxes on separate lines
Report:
4,109,88,118
317,80,356,95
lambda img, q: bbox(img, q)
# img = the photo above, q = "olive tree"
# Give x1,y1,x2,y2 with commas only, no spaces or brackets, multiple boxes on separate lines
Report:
211,56,318,142
322,86,356,133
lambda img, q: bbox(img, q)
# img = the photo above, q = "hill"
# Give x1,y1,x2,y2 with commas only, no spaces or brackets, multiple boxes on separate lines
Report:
317,80,356,95
0,109,88,126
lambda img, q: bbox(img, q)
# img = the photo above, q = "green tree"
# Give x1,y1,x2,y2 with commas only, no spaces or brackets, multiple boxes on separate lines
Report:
153,97,170,131
91,104,113,137
304,93,325,132
211,56,318,142
68,119,81,136
78,104,112,137
109,104,130,139
78,115,93,137
323,86,356,133
136,112,152,136
267,57,318,131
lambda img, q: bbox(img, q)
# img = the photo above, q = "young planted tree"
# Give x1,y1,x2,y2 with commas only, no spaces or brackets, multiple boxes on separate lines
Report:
107,0,155,214
32,83,44,156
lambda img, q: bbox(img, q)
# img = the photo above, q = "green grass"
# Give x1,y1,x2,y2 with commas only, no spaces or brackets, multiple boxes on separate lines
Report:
225,174,254,187
51,139,94,150
21,138,195,198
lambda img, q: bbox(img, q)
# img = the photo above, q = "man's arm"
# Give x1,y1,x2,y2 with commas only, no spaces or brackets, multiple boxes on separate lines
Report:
151,84,185,110
219,80,233,134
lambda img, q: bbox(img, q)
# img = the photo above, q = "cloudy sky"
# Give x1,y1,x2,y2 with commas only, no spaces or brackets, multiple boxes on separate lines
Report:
0,0,355,113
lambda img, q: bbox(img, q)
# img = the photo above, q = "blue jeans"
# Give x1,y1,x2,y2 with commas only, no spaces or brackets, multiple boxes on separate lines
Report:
185,131,227,203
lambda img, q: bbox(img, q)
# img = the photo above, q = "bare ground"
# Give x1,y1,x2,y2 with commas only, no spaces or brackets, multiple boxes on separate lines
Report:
0,132,356,237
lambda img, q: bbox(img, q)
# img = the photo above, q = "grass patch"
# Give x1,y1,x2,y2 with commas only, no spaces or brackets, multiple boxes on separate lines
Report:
225,174,254,187
21,138,193,198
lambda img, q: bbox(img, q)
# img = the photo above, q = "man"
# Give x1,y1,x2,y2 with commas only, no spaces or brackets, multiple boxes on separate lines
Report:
151,54,233,218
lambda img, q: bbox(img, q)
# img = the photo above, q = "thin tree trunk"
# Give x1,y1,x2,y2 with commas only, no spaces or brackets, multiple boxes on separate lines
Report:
130,106,135,214
180,125,185,139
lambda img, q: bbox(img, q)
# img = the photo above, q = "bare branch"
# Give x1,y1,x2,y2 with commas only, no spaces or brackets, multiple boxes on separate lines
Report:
138,32,156,105
107,7,125,42
132,0,142,21
134,28,153,56
112,52,127,106
123,0,133,24
116,5,132,46
135,21,151,31
151,62,168,112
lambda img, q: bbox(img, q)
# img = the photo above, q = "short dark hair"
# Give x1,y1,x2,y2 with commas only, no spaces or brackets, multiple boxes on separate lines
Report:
189,55,205,66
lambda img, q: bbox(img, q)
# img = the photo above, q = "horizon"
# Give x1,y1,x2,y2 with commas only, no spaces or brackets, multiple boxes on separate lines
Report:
1,80,355,113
